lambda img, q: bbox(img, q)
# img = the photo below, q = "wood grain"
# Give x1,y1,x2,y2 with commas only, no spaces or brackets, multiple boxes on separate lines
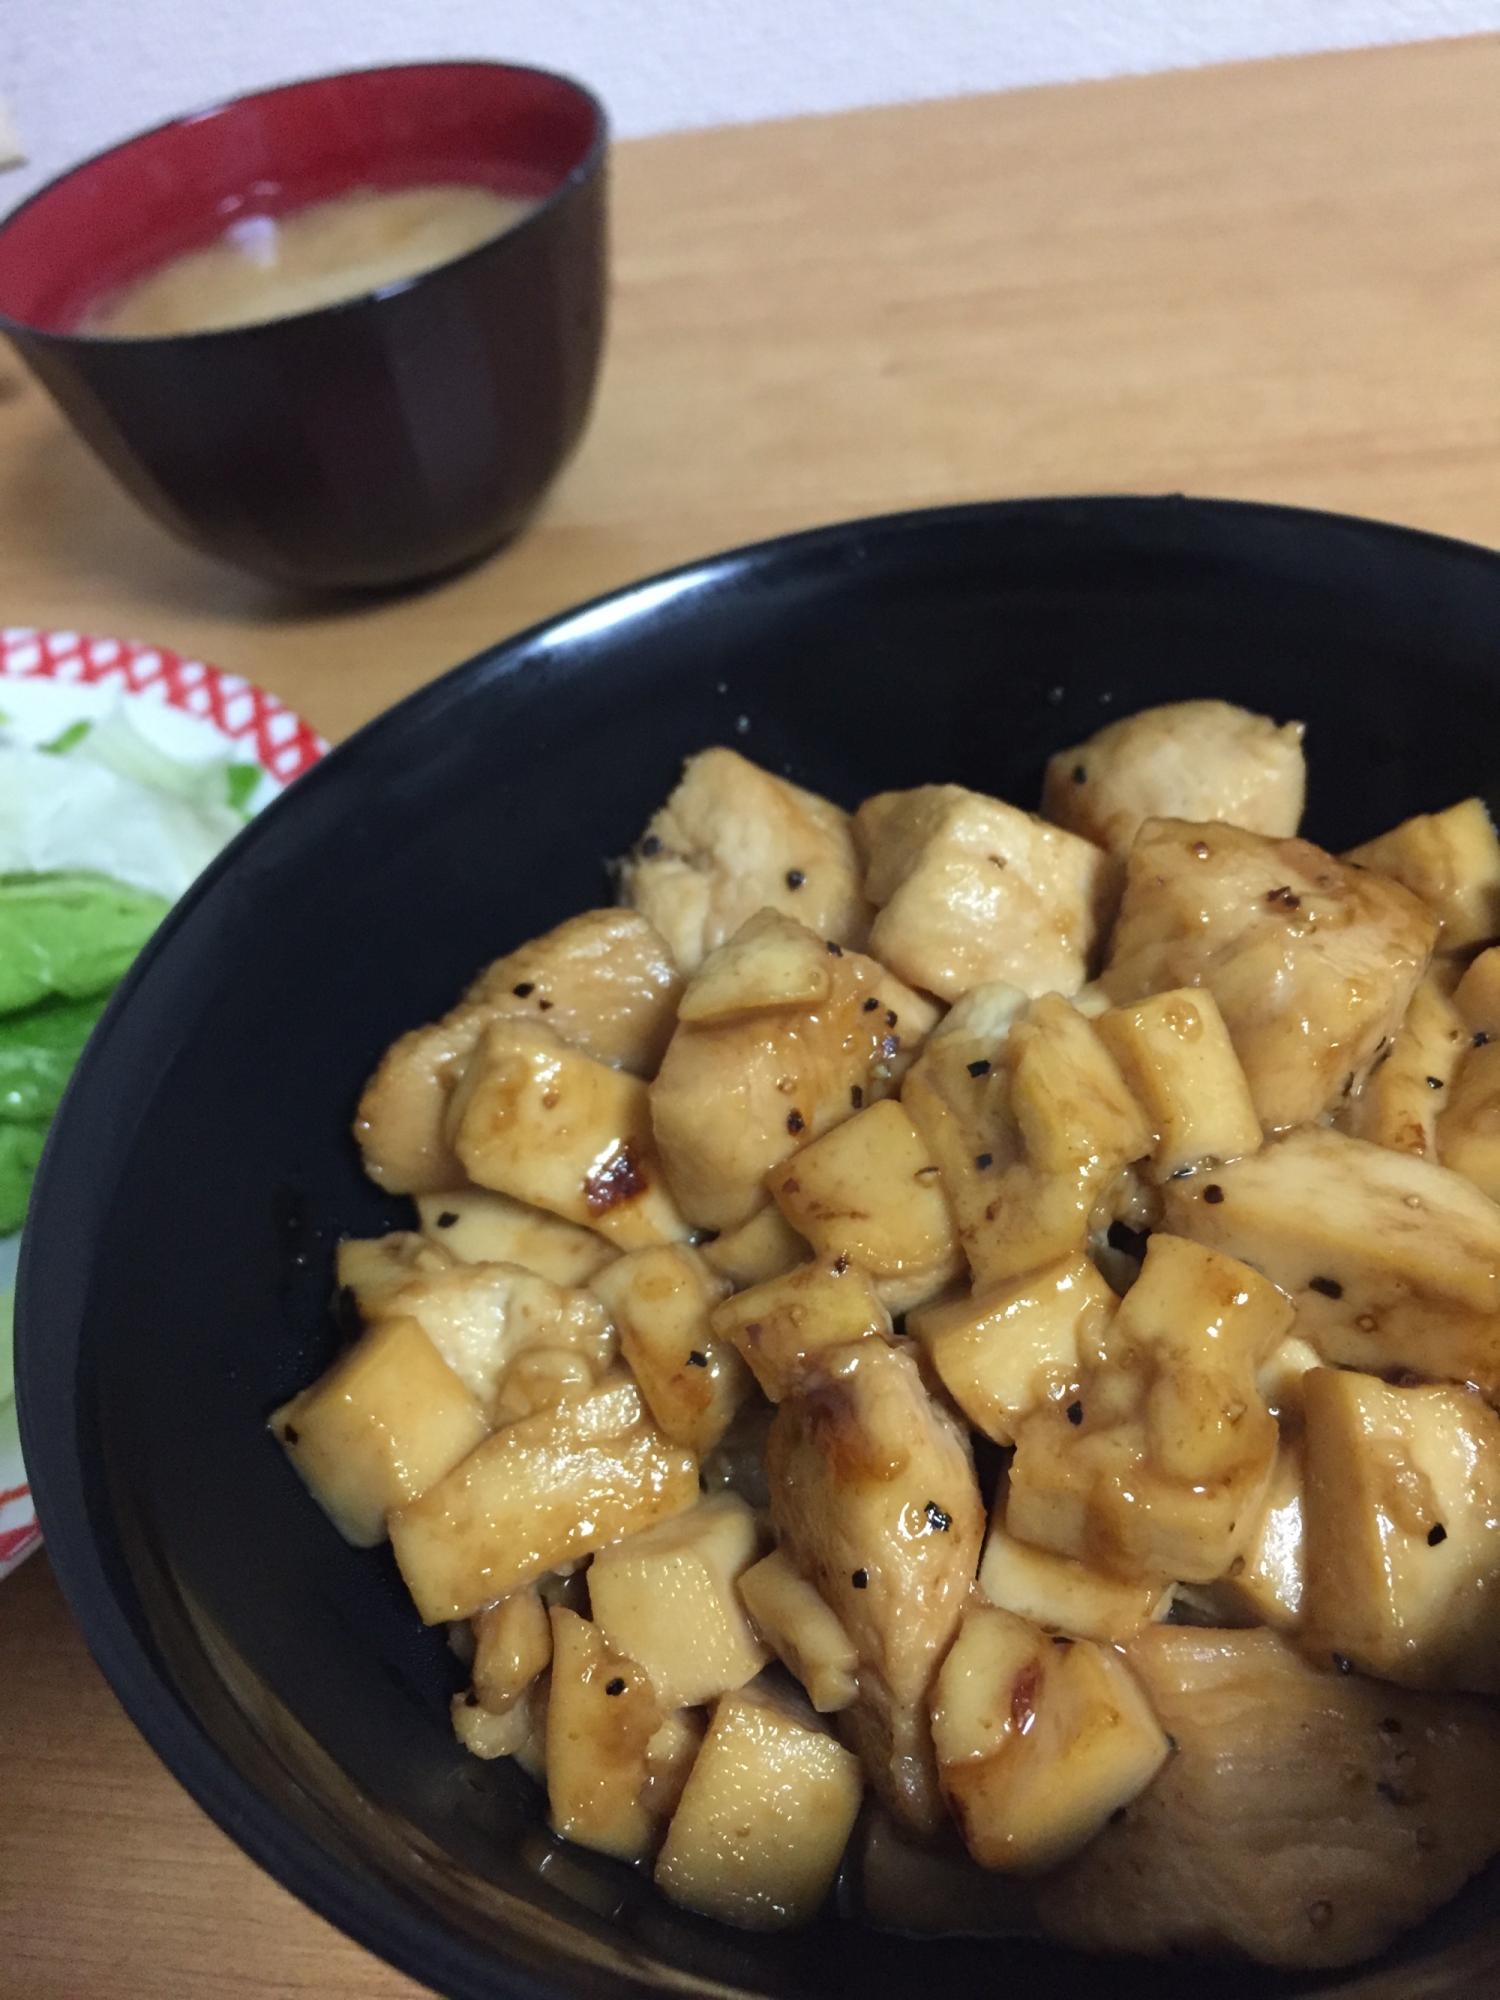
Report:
6,31,1500,1994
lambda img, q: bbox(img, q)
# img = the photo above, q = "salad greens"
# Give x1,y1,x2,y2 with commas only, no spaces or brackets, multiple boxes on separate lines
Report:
0,874,166,1233
0,693,258,1239
0,871,169,1014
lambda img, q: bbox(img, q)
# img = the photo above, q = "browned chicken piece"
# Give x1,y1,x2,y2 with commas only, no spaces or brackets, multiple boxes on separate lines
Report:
1438,948,1500,1199
1163,1126,1500,1398
1300,1368,1500,1694
1345,797,1500,956
1041,700,1305,858
651,916,941,1233
389,1371,699,1621
462,909,686,1073
1006,1233,1291,1583
375,1257,616,1414
1034,1626,1500,1969
854,784,1111,1002
354,1008,488,1194
450,1019,690,1250
335,1231,455,1317
353,910,684,1193
766,1098,964,1314
1101,819,1437,1132
766,1340,984,1834
900,983,1028,1236
959,994,1152,1293
1338,969,1466,1160
619,748,871,973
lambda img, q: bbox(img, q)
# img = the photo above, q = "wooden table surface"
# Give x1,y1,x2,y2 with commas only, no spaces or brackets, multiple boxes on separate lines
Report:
7,28,1500,1995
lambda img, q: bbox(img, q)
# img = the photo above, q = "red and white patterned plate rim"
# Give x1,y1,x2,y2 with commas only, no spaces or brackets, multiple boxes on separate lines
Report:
0,626,326,783
0,628,327,1580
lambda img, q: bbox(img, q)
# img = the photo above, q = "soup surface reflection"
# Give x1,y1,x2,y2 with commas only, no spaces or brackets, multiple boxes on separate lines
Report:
82,184,539,337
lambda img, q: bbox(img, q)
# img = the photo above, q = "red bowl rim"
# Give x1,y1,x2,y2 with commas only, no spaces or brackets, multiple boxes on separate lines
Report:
0,58,608,345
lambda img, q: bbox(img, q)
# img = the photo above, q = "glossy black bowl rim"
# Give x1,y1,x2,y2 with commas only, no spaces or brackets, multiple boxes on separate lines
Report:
0,57,609,349
20,490,1500,2000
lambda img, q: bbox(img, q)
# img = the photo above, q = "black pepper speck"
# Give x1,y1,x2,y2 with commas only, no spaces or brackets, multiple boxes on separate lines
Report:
852,1569,869,1589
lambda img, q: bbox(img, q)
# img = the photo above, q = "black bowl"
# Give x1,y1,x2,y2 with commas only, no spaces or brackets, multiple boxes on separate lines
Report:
19,495,1500,2000
0,62,606,592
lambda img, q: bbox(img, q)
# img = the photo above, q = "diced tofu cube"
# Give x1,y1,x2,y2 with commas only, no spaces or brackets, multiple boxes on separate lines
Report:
676,907,834,1023
460,908,686,1075
1438,1039,1500,1201
388,1373,698,1621
909,1254,1110,1445
700,1204,810,1289
978,1494,1170,1643
767,1098,962,1313
1300,1368,1500,1692
1345,797,1500,955
1340,971,1466,1160
1094,988,1261,1182
587,1494,769,1708
711,1255,891,1402
416,1188,619,1287
931,1605,1169,1874
545,1607,665,1862
1041,699,1305,857
472,1584,552,1713
1179,1434,1305,1631
451,1019,689,1249
962,995,1151,1292
620,748,871,973
1162,1125,1500,1396
654,1684,863,1928
378,1259,615,1409
1006,1235,1289,1583
591,1244,752,1456
738,1549,859,1711
1102,819,1437,1132
335,1231,456,1317
1035,1626,1500,1969
767,1342,984,1717
652,920,940,1232
855,783,1110,1001
272,1315,490,1547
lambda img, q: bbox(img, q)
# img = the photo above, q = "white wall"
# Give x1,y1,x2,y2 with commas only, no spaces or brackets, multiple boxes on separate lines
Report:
5,0,1500,210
